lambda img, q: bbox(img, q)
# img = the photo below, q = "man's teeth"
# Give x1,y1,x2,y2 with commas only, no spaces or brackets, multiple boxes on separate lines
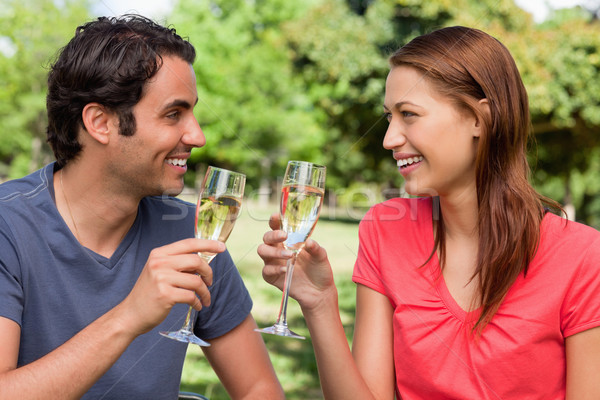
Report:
166,158,187,167
397,156,423,168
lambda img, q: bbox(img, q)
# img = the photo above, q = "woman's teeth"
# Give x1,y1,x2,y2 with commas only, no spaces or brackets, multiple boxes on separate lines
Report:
397,156,423,168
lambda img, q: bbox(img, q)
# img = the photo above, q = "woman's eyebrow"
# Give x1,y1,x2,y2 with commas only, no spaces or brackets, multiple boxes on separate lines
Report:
383,100,419,110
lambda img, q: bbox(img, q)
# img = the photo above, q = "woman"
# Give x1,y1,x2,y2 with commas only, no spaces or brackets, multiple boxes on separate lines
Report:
258,26,600,399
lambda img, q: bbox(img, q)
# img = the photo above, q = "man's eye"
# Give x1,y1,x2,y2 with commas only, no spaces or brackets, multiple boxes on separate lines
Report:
167,111,180,119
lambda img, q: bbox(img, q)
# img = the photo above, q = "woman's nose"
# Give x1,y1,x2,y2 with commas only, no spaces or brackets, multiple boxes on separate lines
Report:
382,121,406,150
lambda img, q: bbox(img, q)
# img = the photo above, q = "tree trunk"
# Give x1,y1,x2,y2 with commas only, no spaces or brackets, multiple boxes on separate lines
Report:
564,175,576,221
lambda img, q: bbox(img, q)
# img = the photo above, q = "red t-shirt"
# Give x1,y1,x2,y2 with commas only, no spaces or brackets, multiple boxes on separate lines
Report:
353,197,600,399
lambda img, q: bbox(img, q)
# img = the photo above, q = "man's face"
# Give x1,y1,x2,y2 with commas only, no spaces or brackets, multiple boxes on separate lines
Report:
109,56,205,198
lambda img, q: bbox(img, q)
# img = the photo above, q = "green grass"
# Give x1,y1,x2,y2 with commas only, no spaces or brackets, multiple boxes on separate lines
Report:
179,201,361,399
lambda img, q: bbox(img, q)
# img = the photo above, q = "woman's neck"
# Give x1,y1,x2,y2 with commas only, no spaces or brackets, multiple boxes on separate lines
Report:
437,192,479,241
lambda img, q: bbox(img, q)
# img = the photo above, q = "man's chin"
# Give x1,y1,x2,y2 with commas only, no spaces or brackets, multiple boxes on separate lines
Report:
157,183,185,198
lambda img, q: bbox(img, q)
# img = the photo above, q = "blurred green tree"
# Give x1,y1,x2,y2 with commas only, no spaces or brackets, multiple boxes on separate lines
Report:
0,0,89,179
278,0,600,225
2,0,599,226
169,0,328,196
523,10,600,223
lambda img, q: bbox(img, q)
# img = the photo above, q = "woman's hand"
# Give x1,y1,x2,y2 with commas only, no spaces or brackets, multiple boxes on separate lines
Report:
257,213,337,312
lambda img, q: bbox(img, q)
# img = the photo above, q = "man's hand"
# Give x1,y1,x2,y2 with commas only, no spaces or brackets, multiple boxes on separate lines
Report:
117,238,226,336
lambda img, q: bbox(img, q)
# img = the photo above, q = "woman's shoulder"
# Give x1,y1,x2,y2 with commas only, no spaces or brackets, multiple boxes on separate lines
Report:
538,213,600,265
365,196,433,223
542,212,600,244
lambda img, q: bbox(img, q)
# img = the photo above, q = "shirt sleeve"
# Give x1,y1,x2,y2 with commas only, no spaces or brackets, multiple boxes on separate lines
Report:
352,206,387,295
0,214,24,326
561,235,600,337
194,249,252,339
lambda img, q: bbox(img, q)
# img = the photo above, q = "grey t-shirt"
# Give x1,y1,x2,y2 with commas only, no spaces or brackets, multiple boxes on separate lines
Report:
0,163,252,399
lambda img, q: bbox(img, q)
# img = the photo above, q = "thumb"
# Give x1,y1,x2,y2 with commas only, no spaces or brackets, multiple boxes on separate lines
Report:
268,213,281,231
303,239,328,262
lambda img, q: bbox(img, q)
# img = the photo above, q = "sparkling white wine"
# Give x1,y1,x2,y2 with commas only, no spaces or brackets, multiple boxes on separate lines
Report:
280,184,324,251
196,196,241,244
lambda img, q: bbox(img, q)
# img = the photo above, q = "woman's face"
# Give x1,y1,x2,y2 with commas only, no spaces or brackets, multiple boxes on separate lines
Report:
383,66,482,200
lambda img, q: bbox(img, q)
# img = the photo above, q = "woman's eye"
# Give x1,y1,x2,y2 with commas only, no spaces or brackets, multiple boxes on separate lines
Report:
401,111,416,118
383,112,392,122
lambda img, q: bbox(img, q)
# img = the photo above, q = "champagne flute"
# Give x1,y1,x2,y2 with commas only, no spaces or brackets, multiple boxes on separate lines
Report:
256,161,326,339
160,166,246,346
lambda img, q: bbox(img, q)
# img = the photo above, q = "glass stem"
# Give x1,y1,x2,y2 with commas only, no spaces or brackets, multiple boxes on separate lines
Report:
181,306,196,333
180,253,214,333
275,252,297,329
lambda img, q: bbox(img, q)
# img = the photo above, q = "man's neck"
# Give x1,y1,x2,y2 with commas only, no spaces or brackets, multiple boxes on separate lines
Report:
54,163,139,258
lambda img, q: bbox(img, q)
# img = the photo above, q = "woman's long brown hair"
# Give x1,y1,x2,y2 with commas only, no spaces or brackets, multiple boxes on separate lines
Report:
389,26,561,332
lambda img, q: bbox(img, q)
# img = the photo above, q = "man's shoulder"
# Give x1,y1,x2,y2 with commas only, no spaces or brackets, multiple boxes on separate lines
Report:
0,165,53,203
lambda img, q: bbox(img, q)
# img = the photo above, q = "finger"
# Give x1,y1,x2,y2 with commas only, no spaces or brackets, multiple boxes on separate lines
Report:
169,254,213,283
268,213,281,231
150,252,214,287
165,269,204,290
261,263,286,288
186,289,210,311
257,242,294,263
192,296,202,311
194,277,212,308
154,238,226,257
262,229,287,246
194,254,215,287
167,273,212,308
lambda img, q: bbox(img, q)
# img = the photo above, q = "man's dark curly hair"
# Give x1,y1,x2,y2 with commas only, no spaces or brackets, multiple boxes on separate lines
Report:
46,14,196,167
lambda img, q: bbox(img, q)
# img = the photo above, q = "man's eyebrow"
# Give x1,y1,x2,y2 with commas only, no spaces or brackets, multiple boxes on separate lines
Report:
162,98,198,110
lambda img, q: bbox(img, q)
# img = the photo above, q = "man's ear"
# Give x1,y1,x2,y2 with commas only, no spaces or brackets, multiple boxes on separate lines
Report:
81,103,115,145
473,98,490,138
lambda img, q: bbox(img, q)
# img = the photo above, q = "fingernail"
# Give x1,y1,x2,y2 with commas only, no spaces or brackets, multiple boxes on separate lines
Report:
281,249,294,257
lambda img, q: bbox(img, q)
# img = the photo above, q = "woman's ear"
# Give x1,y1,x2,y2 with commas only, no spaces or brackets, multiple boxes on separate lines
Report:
81,103,116,145
473,98,491,138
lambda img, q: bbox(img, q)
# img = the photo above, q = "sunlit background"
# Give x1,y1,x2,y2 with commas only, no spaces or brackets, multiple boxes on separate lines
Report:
2,0,600,398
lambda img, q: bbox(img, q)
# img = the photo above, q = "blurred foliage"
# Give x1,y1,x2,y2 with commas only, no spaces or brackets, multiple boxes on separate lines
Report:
523,11,600,223
1,0,599,227
0,0,90,178
169,0,328,193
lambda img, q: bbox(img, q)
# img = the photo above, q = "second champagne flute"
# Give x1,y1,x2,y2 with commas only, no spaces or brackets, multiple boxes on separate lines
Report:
256,160,326,339
160,166,245,346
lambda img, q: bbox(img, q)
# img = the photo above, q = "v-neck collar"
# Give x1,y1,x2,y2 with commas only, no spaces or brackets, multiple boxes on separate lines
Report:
423,201,482,324
48,163,139,270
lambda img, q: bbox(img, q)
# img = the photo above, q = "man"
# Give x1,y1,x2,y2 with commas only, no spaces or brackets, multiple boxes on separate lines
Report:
0,15,284,399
